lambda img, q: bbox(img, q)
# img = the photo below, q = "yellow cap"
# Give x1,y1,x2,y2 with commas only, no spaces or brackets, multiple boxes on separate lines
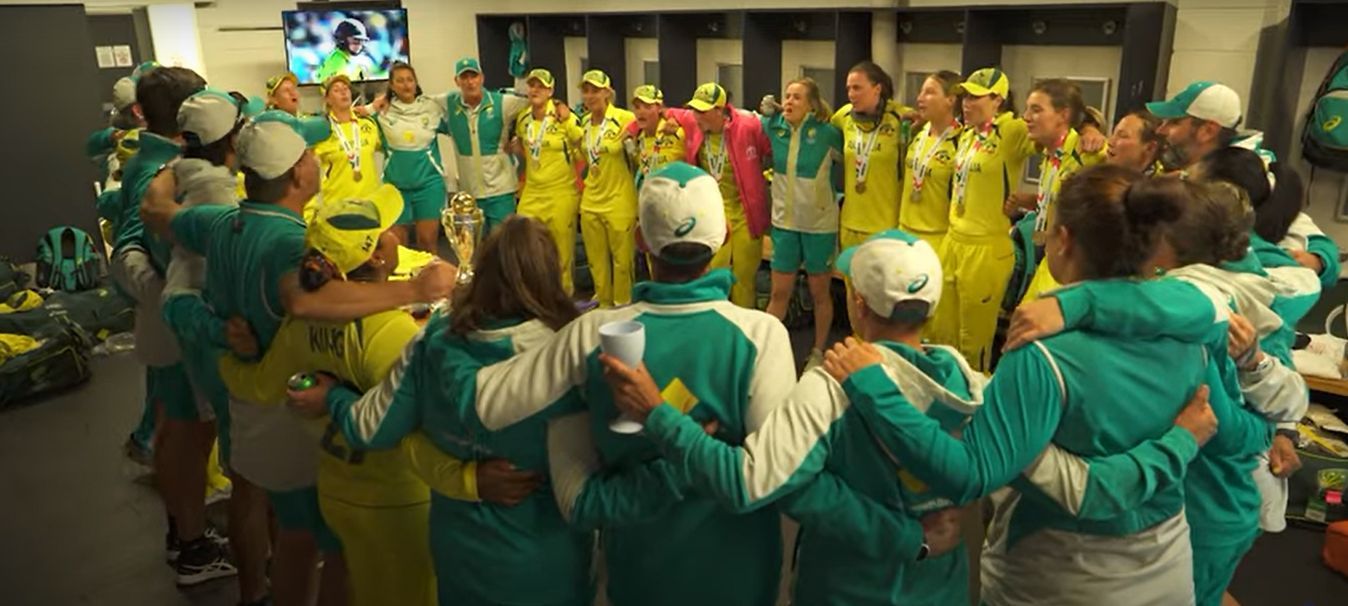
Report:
305,185,405,276
687,82,727,111
956,68,1009,98
266,72,298,97
321,73,352,95
526,68,555,88
632,84,664,105
580,69,612,90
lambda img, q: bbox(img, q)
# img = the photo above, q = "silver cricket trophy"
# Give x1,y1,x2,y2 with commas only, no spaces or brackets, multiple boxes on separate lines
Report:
443,191,484,285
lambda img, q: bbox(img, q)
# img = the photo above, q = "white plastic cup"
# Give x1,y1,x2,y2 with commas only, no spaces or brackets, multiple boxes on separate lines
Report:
599,320,646,434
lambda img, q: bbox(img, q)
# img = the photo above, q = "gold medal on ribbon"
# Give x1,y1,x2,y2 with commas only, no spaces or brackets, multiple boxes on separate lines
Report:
353,169,363,182
856,180,867,194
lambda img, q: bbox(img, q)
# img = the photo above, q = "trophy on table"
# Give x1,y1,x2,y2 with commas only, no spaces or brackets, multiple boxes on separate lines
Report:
443,191,484,286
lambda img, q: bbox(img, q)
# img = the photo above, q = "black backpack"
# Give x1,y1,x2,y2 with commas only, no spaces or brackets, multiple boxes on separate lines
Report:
1300,48,1348,172
35,227,101,292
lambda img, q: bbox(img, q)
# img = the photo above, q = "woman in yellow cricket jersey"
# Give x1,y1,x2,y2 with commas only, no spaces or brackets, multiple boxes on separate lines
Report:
219,194,534,606
626,85,687,181
831,61,913,250
1013,79,1107,304
926,67,1033,371
513,68,583,295
218,193,430,606
265,72,301,115
311,74,387,223
899,70,964,250
576,69,638,307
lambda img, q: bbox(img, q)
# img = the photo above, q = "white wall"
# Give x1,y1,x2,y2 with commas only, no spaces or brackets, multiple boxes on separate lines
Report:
894,43,964,103
695,38,744,102
781,40,836,94
564,36,587,107
625,37,658,97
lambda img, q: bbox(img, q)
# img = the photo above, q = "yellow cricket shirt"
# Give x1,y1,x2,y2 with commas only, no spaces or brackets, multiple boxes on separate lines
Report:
580,105,638,216
831,100,913,234
637,118,687,177
948,112,1036,238
899,121,963,236
702,131,743,219
515,100,583,192
218,309,447,507
315,115,383,199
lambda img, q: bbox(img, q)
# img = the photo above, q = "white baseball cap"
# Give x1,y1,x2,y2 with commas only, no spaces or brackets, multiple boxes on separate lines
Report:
112,77,137,111
836,230,943,322
178,88,265,147
1146,81,1243,129
638,162,727,264
236,110,330,179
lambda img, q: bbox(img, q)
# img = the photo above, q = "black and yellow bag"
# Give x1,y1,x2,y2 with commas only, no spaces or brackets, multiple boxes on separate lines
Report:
0,315,92,407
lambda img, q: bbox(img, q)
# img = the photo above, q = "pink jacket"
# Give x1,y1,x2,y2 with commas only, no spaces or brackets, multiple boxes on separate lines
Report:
628,105,771,237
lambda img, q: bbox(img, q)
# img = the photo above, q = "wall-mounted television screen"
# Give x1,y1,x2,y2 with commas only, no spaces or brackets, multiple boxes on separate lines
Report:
283,9,410,85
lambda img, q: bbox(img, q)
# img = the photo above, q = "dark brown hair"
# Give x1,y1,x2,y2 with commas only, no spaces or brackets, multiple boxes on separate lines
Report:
649,242,715,284
137,66,206,136
1163,179,1254,265
848,61,894,107
1195,146,1302,243
387,62,424,99
1054,164,1185,279
449,216,580,336
1030,78,1086,129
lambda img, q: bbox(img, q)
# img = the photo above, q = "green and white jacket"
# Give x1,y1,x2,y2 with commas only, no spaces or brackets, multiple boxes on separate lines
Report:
842,277,1228,605
639,340,983,606
438,91,530,200
477,269,796,606
324,314,594,606
375,96,450,191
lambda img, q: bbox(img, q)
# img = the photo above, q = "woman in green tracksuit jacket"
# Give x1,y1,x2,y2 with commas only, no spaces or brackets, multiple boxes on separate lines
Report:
373,164,795,606
375,62,451,252
599,229,984,606
761,77,844,361
1015,165,1317,606
294,217,594,606
830,166,1216,605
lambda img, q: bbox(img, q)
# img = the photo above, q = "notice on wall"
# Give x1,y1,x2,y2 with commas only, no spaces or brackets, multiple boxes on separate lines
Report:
112,45,133,67
95,46,115,69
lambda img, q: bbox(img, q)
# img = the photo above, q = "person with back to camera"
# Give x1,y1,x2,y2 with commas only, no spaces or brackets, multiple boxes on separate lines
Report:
282,215,596,606
826,166,1223,605
139,109,459,606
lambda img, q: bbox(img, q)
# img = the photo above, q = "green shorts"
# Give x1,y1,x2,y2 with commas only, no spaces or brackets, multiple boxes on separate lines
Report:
396,181,447,224
771,226,836,275
477,193,517,233
269,486,343,553
148,363,208,422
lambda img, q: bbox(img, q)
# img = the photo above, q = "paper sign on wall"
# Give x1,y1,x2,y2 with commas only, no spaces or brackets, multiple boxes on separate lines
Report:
95,46,114,69
112,45,133,67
